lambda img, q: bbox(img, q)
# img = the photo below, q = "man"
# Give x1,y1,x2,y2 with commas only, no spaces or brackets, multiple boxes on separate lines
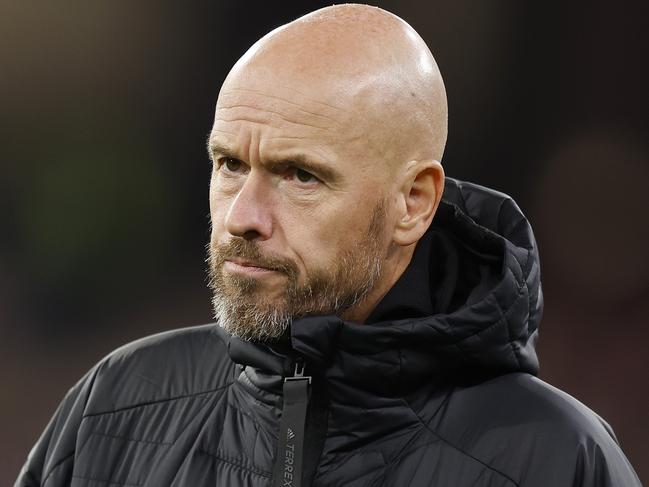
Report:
16,4,641,487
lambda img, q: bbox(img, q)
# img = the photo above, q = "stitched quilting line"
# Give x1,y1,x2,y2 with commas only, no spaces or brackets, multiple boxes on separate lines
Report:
41,361,106,483
378,260,527,348
87,431,173,447
196,449,272,479
67,391,225,487
492,265,529,368
42,453,74,485
82,382,234,418
71,473,141,486
226,397,265,431
452,284,527,352
316,450,387,484
401,396,520,486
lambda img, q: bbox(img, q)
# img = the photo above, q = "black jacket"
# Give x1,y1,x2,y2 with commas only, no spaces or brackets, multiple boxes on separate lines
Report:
16,178,641,487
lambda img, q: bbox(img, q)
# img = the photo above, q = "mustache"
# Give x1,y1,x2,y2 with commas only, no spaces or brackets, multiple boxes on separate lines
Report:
208,238,299,277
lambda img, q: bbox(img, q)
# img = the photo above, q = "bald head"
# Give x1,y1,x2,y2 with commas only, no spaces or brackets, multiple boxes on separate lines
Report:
209,5,448,330
219,4,448,166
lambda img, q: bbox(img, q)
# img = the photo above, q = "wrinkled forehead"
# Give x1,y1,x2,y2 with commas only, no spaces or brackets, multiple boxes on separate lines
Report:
216,80,352,129
214,66,394,166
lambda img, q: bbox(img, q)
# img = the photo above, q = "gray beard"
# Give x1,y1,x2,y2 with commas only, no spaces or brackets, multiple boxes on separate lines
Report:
207,199,387,342
209,246,382,341
211,290,292,342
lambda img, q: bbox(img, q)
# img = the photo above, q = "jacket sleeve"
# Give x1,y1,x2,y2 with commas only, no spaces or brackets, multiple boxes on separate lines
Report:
14,364,101,487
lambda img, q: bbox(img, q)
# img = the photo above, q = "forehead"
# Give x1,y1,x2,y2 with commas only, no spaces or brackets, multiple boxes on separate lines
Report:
212,84,349,143
216,83,348,125
211,82,372,164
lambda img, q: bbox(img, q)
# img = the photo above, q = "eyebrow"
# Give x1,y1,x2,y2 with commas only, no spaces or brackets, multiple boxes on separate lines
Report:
207,141,237,162
207,141,341,183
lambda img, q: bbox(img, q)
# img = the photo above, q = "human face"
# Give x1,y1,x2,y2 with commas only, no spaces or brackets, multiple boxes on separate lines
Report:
207,82,392,340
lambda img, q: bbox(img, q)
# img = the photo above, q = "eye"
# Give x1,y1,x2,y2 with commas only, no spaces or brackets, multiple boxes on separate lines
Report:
295,167,318,183
220,157,242,173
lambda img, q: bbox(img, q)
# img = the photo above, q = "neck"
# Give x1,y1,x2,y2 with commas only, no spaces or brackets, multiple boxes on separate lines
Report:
341,243,415,323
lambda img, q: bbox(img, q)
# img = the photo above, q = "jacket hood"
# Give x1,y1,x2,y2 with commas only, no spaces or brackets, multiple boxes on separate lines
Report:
226,177,543,397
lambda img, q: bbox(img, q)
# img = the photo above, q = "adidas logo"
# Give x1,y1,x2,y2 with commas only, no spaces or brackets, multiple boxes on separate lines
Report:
287,428,295,440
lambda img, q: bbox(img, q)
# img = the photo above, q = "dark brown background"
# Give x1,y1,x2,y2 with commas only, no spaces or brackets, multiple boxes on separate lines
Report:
1,1,647,484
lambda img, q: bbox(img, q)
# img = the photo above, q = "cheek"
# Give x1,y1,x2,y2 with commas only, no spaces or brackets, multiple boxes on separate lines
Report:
286,208,357,271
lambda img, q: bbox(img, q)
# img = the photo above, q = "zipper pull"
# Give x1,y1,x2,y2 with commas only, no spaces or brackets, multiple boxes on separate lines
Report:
273,361,312,487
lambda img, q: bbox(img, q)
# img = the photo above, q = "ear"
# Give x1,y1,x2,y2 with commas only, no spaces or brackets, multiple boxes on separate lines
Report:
393,159,445,246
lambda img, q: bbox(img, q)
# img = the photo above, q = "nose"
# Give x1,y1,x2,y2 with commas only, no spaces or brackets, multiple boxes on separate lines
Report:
224,173,273,240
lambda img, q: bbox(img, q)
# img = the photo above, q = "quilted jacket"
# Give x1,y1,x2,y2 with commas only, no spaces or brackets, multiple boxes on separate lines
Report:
16,178,642,486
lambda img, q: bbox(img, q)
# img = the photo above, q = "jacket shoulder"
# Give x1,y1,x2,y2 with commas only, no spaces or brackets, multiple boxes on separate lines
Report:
431,373,641,486
85,323,235,416
14,323,235,486
445,372,616,440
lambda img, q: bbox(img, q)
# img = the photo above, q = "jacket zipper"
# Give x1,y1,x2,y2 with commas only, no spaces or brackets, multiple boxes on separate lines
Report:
272,360,312,487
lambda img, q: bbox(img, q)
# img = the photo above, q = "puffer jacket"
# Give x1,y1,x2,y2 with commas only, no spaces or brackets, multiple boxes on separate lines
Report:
16,177,642,487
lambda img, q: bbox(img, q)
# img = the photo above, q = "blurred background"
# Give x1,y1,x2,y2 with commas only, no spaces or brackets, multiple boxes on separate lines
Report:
1,0,647,483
